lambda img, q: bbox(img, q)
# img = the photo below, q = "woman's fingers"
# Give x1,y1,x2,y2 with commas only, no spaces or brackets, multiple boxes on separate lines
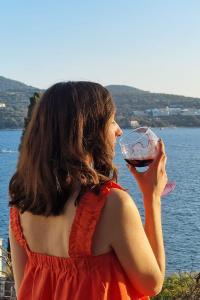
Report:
152,139,166,167
126,163,142,181
159,141,167,169
126,163,136,174
162,153,167,169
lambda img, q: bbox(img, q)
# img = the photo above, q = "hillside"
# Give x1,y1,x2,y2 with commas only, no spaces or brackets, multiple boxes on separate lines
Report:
0,76,36,92
0,76,41,128
106,85,200,127
107,84,200,109
0,76,200,128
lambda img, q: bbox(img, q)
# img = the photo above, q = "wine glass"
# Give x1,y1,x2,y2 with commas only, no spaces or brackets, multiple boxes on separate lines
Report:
119,127,176,197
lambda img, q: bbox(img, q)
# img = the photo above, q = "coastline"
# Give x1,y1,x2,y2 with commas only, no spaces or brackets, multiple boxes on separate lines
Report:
1,126,200,131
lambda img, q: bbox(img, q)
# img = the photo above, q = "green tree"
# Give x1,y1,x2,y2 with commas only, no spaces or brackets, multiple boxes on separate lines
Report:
18,92,40,151
152,272,200,299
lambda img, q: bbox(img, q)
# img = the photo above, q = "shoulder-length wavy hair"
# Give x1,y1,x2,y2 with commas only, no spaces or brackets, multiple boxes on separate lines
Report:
9,81,118,216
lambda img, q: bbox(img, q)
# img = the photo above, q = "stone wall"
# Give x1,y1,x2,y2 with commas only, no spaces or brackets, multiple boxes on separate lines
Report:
0,278,16,300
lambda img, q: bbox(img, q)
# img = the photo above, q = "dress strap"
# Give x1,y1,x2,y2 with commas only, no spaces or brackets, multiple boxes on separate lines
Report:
9,207,30,253
68,181,125,257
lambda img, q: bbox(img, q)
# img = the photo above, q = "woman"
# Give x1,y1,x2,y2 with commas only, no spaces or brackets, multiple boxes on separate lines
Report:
9,81,167,299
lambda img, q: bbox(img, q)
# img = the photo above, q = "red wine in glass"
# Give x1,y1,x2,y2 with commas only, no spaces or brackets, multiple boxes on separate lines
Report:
125,158,154,167
119,127,176,197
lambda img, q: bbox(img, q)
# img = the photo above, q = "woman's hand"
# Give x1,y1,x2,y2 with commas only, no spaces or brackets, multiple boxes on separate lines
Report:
127,139,168,201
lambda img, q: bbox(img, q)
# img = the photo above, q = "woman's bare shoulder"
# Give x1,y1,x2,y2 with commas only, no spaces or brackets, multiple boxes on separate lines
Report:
105,187,135,212
102,187,139,235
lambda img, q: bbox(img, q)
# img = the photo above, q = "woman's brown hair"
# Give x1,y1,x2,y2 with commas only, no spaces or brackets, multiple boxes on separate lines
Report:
9,81,118,216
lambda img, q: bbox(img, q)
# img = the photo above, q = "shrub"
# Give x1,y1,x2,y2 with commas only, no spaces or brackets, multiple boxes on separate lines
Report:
0,245,14,280
152,272,200,299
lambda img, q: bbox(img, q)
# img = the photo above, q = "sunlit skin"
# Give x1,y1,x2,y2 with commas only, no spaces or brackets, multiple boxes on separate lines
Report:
106,113,123,156
86,113,123,165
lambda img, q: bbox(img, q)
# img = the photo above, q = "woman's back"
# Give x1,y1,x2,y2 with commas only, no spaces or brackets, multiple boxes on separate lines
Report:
19,187,112,258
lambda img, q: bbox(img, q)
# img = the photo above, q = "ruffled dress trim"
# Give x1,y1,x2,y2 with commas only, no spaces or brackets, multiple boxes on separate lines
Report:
9,206,28,250
69,181,125,257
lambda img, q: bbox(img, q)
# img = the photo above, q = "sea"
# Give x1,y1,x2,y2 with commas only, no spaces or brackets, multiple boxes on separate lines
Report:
0,128,200,275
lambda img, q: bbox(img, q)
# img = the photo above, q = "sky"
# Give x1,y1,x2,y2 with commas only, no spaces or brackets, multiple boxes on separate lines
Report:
1,0,200,97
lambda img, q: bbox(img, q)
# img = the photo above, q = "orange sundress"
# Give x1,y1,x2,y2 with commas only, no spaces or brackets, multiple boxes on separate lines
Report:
10,181,150,299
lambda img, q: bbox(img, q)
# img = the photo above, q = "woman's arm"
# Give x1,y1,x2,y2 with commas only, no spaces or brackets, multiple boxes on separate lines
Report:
143,199,165,280
108,189,164,296
9,224,28,296
128,139,167,279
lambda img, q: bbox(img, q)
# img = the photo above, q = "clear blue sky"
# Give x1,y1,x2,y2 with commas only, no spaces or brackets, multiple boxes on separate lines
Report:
1,0,200,97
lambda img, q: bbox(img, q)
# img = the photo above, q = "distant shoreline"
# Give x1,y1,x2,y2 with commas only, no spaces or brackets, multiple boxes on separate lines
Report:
1,126,200,131
0,128,23,131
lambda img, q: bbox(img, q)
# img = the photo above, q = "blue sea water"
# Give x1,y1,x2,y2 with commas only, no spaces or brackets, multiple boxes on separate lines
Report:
0,128,200,275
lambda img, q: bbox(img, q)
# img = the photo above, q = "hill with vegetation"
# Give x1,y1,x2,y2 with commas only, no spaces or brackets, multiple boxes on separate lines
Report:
0,76,200,129
106,84,200,127
0,76,41,128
